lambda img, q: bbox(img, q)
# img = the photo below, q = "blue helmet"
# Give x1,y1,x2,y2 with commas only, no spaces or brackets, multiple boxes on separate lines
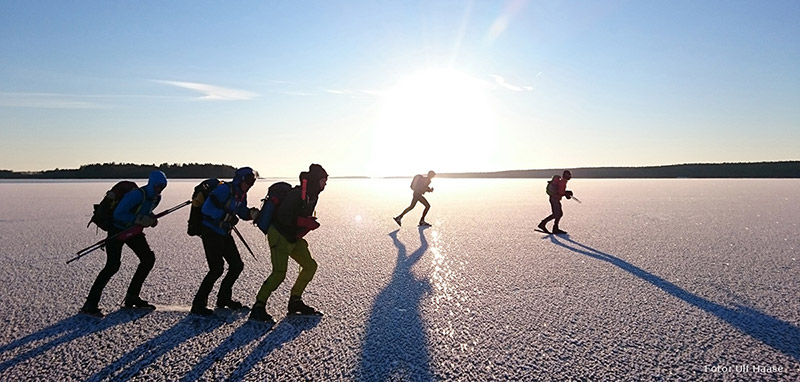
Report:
233,167,257,187
148,170,167,188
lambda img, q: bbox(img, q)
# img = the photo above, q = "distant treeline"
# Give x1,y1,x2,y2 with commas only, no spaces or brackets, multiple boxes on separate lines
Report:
441,161,800,179
0,163,237,179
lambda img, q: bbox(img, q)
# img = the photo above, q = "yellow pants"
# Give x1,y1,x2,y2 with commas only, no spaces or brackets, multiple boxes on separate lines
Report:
255,225,317,305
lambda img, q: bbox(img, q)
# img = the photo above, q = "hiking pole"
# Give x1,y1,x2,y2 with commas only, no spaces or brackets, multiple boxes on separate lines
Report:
232,226,257,260
67,200,191,264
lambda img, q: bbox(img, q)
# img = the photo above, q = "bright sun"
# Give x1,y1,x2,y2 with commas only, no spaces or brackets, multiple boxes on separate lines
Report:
370,68,499,177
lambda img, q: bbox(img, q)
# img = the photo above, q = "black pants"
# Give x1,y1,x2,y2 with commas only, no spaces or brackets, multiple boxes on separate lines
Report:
399,192,431,222
85,230,155,308
192,226,244,308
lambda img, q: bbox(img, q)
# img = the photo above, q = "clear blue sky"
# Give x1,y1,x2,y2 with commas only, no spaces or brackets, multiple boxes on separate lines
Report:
2,1,798,177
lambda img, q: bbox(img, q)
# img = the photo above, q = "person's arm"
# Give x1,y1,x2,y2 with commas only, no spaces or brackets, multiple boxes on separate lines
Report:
113,189,145,227
235,195,255,221
201,184,230,221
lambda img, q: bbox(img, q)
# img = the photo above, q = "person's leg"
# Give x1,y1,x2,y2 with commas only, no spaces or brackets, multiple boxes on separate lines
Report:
217,234,244,307
193,231,226,309
254,226,292,306
552,200,564,232
124,234,155,304
288,239,317,298
397,194,421,219
539,197,559,230
418,195,431,224
287,238,322,315
84,235,124,309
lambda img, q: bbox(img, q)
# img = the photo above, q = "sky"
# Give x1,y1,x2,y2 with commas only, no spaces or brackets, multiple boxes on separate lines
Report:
1,1,798,177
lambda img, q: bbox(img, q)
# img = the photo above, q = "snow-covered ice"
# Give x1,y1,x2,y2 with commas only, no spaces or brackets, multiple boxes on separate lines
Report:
1,178,798,381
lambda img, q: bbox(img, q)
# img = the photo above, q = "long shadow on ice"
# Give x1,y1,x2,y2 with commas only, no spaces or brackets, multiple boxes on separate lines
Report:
0,310,149,373
85,314,225,381
226,317,320,381
550,235,800,361
355,228,433,381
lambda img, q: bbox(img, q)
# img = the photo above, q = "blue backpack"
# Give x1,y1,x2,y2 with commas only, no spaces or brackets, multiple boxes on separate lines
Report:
255,181,293,234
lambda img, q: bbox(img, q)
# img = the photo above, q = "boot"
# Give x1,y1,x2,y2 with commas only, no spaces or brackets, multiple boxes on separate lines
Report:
248,304,275,323
190,305,214,316
216,299,244,310
287,296,323,316
79,304,104,318
537,221,550,233
124,297,156,310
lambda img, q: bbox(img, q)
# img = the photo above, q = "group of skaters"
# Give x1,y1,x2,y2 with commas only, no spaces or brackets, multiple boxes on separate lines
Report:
78,165,574,323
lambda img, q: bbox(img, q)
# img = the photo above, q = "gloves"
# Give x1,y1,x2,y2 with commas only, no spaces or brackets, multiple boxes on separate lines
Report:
565,190,573,199
296,216,320,238
429,187,434,193
135,214,158,227
249,207,260,221
219,214,239,232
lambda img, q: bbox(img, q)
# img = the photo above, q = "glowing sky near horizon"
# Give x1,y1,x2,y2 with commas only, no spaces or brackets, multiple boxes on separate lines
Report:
1,1,798,177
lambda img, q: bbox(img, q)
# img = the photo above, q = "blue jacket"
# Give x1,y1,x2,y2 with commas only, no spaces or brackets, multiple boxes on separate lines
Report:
201,181,252,235
112,171,167,229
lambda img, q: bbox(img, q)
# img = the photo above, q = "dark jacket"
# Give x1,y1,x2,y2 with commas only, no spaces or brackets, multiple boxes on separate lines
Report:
273,186,319,243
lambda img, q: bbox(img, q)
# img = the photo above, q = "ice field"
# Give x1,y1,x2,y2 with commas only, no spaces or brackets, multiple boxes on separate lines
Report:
0,178,798,381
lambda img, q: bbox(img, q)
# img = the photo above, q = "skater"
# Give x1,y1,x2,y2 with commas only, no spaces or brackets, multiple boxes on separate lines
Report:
538,170,573,235
80,171,167,317
249,164,328,323
394,170,435,227
191,167,260,316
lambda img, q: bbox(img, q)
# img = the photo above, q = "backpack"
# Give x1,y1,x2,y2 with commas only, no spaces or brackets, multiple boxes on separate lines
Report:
88,181,139,231
410,174,423,192
546,176,561,196
187,178,223,236
255,181,293,234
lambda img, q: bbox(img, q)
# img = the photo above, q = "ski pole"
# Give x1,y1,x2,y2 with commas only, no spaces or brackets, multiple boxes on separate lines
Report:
233,226,257,260
571,196,582,204
67,200,191,264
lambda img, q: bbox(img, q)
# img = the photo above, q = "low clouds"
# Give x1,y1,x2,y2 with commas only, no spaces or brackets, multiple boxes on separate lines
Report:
154,80,258,100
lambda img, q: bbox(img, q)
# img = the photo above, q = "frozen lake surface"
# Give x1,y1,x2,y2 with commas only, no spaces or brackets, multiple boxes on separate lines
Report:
0,178,798,381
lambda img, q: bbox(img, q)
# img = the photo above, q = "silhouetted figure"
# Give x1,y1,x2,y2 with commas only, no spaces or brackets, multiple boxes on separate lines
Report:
190,167,260,316
538,170,573,234
249,164,328,324
394,170,435,227
81,171,167,317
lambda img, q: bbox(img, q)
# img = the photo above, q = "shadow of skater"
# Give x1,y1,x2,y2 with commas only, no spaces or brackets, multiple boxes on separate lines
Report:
225,317,320,381
0,310,149,374
550,235,800,361
85,314,225,381
355,228,433,381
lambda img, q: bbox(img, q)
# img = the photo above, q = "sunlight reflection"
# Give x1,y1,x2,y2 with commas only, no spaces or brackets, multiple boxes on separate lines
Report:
428,227,473,351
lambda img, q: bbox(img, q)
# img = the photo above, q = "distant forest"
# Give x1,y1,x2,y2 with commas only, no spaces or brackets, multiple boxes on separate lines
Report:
442,161,800,179
0,163,237,179
1,161,798,179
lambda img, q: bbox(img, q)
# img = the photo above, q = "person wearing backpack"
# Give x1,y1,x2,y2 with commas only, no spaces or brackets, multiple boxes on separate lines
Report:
190,167,260,316
249,164,328,323
80,171,167,317
537,170,573,235
393,170,436,227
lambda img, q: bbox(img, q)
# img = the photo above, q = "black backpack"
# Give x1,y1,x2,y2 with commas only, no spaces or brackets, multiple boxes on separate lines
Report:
88,181,139,231
254,181,293,235
187,178,223,236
